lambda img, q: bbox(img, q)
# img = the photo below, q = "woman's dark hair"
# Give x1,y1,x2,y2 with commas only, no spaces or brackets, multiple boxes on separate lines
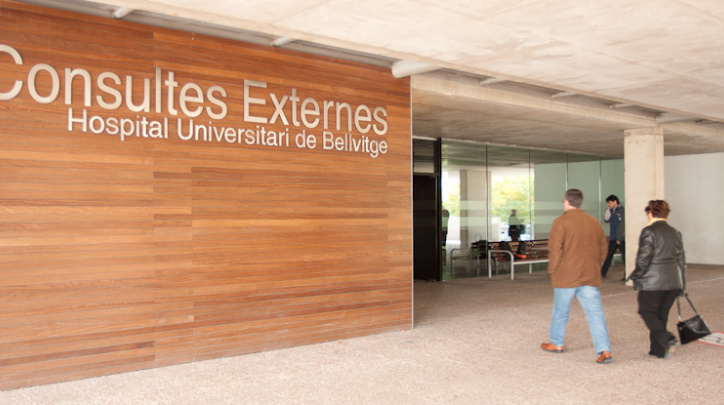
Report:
644,200,670,219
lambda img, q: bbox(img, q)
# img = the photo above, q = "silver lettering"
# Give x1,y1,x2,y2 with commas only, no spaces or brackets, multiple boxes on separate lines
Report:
0,44,23,100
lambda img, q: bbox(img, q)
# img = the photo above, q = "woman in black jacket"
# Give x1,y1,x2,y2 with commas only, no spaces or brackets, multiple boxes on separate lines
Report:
628,200,686,359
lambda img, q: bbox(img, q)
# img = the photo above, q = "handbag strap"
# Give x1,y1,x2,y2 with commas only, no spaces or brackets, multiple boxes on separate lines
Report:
676,293,699,322
675,260,689,322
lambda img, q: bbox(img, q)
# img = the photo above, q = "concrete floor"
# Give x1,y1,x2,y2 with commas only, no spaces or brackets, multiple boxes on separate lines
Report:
2,263,723,405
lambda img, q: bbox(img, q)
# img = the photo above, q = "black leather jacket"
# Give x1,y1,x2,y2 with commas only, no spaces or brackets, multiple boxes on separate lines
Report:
628,220,686,291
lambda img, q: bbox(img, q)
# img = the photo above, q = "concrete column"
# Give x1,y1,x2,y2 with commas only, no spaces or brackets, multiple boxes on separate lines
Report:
623,127,664,280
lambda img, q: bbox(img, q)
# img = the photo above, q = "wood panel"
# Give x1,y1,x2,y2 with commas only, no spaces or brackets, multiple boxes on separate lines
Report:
0,0,412,390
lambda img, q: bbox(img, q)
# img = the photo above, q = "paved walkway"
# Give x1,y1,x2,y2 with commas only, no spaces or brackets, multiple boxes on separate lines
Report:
3,264,723,404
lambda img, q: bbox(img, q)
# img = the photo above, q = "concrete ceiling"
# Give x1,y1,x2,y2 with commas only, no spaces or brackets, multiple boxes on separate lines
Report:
19,0,724,156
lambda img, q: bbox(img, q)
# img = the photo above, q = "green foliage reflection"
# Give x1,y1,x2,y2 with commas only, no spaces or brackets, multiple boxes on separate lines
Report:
492,174,534,224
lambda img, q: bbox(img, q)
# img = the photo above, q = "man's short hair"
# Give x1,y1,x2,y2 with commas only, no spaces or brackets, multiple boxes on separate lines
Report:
645,200,670,219
605,194,619,203
564,189,584,208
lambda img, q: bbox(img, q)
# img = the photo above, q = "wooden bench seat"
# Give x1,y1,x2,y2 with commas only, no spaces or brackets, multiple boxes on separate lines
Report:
487,239,550,280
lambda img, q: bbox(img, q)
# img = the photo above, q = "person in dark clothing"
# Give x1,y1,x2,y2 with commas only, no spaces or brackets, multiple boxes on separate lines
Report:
627,200,686,359
508,209,521,242
441,208,450,247
601,194,625,280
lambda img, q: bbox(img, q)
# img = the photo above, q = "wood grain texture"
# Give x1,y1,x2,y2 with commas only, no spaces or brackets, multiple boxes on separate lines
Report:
0,0,412,390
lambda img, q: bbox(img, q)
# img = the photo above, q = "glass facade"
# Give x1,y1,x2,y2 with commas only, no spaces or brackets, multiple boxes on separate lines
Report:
437,140,624,280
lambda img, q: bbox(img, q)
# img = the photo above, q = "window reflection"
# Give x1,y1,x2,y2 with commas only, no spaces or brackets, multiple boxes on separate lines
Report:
441,141,623,280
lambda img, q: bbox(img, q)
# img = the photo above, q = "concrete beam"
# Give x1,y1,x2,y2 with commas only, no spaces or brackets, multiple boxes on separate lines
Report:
661,121,724,140
412,75,654,128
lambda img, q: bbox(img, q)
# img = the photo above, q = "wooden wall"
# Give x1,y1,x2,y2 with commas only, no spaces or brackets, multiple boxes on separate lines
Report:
0,1,412,389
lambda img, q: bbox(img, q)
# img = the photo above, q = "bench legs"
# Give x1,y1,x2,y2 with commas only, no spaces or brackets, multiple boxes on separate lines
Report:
489,250,547,280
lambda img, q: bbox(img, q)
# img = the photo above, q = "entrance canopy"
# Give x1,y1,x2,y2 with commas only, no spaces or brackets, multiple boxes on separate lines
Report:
23,0,724,156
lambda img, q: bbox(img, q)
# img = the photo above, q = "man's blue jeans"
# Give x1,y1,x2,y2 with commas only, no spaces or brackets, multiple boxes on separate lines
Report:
550,286,611,354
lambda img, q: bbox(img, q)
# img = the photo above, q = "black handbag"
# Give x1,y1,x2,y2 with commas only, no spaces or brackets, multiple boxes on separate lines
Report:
676,293,712,345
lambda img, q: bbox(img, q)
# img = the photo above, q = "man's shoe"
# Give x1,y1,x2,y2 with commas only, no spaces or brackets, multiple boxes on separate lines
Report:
619,277,627,282
541,342,564,353
596,351,613,364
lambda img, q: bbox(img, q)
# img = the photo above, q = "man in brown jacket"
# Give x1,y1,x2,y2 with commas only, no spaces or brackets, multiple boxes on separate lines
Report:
541,189,613,364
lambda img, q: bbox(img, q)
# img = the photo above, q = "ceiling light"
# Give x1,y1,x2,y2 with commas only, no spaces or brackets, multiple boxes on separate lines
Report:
271,36,296,47
112,7,133,19
390,60,438,78
479,77,504,86
551,91,576,99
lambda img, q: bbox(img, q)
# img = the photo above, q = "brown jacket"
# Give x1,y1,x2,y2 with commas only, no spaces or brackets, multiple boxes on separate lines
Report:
548,209,607,288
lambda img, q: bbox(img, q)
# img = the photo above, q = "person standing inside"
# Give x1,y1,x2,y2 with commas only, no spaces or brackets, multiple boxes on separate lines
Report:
508,209,521,242
627,200,686,359
541,189,613,364
601,194,626,280
441,208,450,247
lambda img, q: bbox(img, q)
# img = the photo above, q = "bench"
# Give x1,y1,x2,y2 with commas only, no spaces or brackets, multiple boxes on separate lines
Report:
487,240,550,280
449,244,488,278
487,239,624,280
